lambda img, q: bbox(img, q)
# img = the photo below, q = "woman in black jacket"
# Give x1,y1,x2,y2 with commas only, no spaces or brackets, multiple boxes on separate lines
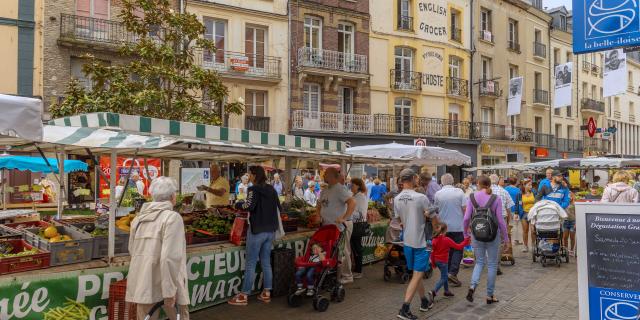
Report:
229,166,282,306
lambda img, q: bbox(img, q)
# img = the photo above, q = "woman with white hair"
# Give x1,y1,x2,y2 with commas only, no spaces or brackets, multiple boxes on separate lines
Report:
126,177,189,320
304,181,317,206
237,174,250,200
272,173,283,196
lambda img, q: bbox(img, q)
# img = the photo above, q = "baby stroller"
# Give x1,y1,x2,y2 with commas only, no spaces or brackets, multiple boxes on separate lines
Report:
383,220,432,283
528,200,569,267
287,224,346,312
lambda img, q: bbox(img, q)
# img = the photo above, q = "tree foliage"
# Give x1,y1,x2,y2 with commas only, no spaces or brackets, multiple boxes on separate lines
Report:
50,0,243,125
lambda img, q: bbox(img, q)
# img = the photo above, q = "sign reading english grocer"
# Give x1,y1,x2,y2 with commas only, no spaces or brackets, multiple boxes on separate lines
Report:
573,0,640,53
417,1,448,43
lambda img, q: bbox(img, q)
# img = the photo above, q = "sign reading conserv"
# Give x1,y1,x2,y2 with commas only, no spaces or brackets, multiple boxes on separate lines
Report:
573,0,640,53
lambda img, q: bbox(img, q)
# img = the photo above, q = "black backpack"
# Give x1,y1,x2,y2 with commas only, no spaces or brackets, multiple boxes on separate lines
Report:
469,193,499,242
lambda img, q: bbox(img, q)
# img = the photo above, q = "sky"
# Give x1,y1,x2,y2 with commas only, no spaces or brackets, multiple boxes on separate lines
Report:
544,0,572,10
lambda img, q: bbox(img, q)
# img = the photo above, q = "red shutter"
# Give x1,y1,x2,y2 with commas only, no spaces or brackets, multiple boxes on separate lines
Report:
93,0,109,19
76,0,91,16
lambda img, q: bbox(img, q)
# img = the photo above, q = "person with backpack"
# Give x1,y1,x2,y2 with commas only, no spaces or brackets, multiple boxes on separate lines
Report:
463,176,510,305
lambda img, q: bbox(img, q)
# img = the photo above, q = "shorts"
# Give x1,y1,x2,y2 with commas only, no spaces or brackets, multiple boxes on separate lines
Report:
519,211,528,221
562,220,576,232
403,246,431,272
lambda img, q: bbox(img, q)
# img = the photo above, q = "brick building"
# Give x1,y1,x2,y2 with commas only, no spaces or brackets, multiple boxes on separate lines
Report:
288,0,371,144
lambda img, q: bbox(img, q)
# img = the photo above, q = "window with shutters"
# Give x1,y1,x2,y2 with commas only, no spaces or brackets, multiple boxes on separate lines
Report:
246,26,267,69
245,90,267,117
303,83,321,113
338,87,353,114
204,18,226,64
394,98,412,134
304,16,322,50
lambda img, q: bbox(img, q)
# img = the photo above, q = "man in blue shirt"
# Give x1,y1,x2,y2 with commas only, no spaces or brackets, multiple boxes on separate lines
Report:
538,170,570,209
537,168,553,195
504,177,523,220
369,178,387,203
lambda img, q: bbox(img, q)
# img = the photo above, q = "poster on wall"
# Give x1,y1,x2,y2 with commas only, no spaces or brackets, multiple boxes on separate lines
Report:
576,203,640,320
603,49,628,97
554,62,573,108
98,157,162,198
416,1,448,43
507,77,523,116
181,168,211,194
572,0,640,53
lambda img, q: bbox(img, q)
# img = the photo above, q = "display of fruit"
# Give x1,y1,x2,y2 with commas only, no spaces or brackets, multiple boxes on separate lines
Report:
43,298,90,320
90,228,108,237
192,215,232,236
43,226,59,239
115,214,135,232
49,235,73,243
0,247,39,258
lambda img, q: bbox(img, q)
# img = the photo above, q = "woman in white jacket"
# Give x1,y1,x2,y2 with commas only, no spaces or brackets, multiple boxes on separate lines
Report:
126,177,190,320
601,171,639,203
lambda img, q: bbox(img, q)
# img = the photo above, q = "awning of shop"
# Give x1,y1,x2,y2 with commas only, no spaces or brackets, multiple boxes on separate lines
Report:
346,142,471,166
0,94,43,142
0,155,88,173
524,157,640,170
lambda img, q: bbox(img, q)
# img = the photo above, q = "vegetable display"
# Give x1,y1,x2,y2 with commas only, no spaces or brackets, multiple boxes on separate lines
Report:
0,247,39,258
191,215,233,236
43,298,90,320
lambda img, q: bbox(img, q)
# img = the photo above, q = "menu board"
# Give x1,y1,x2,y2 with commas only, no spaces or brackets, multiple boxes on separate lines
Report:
577,204,640,320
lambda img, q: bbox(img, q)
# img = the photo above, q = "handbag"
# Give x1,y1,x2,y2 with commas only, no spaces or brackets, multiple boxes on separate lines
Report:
352,217,371,237
275,206,286,240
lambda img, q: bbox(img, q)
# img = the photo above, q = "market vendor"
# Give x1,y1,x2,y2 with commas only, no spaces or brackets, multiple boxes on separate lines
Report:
198,164,230,207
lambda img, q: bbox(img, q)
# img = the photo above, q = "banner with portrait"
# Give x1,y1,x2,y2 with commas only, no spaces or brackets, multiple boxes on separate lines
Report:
554,62,573,108
603,49,627,97
507,77,524,116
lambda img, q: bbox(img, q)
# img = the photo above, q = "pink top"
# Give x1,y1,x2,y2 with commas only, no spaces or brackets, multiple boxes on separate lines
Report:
463,190,509,243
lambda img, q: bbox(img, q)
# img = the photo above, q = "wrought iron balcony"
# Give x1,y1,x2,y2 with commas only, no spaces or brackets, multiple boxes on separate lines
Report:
556,138,584,152
390,69,422,91
591,64,600,75
373,114,473,139
245,116,270,132
508,40,521,53
581,98,605,113
59,13,136,45
479,79,500,97
297,47,368,74
451,28,462,42
582,61,591,72
533,133,555,148
398,15,413,31
479,30,494,43
446,77,469,97
290,110,373,134
533,42,546,58
583,136,609,153
196,49,281,80
474,123,533,142
533,89,549,105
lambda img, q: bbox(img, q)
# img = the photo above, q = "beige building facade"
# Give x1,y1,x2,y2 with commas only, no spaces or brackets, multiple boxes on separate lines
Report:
608,55,640,157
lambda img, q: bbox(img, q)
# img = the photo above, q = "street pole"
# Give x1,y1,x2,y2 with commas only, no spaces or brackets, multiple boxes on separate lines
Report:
469,0,475,140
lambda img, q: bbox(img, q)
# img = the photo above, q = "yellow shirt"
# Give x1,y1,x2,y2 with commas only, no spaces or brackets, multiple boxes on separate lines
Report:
522,193,535,213
206,176,230,207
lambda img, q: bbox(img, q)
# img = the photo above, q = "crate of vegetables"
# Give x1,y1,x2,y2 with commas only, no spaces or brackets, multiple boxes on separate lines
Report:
280,215,298,233
24,225,93,266
65,222,129,259
0,225,22,240
188,215,232,244
0,239,50,275
4,220,51,235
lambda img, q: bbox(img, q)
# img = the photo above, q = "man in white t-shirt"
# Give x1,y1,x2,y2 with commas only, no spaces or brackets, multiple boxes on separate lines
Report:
394,169,438,320
132,172,145,196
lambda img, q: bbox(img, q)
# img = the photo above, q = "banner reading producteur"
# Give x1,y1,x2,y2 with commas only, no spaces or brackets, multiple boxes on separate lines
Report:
554,62,573,108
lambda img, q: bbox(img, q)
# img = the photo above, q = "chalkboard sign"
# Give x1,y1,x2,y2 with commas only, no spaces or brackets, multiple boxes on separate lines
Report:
585,213,640,291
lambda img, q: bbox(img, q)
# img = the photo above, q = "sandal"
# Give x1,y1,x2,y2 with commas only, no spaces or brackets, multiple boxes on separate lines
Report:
486,296,499,305
466,288,475,303
257,290,271,303
228,293,248,306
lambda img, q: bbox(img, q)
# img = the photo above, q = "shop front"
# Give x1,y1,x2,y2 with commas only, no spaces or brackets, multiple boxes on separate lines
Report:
479,142,532,171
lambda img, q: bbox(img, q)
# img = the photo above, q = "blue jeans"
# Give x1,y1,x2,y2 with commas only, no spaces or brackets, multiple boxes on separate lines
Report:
295,267,316,288
446,232,464,276
433,261,449,293
241,231,275,294
470,233,501,297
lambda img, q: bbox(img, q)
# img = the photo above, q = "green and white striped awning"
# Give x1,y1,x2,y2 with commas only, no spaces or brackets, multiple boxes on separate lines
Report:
49,113,346,152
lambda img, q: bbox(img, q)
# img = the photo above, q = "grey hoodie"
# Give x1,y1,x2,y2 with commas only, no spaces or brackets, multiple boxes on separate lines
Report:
601,182,639,203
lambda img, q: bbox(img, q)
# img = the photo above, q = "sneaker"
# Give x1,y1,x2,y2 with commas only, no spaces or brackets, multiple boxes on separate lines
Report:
420,292,434,311
497,268,503,276
522,246,529,253
340,278,354,284
353,272,363,279
228,293,248,306
306,288,316,297
569,250,575,257
257,290,271,303
448,274,462,287
444,291,455,297
295,287,306,295
398,307,418,320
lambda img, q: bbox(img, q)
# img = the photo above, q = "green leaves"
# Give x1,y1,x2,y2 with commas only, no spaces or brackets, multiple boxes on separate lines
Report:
50,0,242,126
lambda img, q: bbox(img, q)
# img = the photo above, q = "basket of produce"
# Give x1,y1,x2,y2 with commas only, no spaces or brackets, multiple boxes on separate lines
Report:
0,225,22,240
0,239,50,275
65,221,129,259
23,225,93,266
4,220,51,234
42,298,91,320
56,216,97,226
188,214,232,244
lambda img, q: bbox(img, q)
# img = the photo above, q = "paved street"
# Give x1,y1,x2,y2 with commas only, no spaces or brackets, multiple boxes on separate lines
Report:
191,227,579,320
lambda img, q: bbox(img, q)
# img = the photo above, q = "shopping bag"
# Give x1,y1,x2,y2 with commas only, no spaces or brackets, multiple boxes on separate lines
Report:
462,245,475,266
230,217,248,245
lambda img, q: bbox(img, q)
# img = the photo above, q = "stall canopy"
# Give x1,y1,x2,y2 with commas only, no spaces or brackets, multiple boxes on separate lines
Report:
346,142,471,166
0,94,43,142
523,157,640,170
0,155,88,173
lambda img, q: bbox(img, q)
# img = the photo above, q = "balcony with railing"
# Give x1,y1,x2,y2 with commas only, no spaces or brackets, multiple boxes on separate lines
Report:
534,133,555,148
556,138,584,152
584,136,609,153
479,30,494,43
533,89,549,105
591,64,600,75
446,77,469,97
631,115,636,123
508,40,521,53
398,15,414,31
479,80,500,98
373,114,473,139
582,61,591,72
58,13,136,47
390,69,422,91
474,123,533,142
290,110,373,134
451,28,462,42
297,47,368,75
614,111,621,119
196,49,281,81
244,116,270,132
581,98,605,113
533,42,546,58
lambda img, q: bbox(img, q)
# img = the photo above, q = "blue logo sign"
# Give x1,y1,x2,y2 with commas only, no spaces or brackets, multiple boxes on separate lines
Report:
589,287,640,319
574,0,640,53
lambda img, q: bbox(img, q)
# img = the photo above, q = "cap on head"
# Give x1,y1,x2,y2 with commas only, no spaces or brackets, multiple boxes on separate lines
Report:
552,170,563,177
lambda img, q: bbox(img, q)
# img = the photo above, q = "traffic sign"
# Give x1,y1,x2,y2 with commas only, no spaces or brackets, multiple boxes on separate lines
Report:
587,117,596,138
414,138,427,147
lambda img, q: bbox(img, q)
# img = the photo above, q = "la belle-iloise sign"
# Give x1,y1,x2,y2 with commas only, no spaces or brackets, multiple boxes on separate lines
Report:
573,0,640,53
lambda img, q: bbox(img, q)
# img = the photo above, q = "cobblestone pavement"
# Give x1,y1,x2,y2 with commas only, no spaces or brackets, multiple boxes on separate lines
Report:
191,225,578,320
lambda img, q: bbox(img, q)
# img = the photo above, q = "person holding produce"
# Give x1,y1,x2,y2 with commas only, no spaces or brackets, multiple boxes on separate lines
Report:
229,165,282,306
126,176,190,320
199,164,230,207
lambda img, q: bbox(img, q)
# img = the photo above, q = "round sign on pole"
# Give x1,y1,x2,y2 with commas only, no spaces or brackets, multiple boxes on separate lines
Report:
587,117,596,138
414,138,427,147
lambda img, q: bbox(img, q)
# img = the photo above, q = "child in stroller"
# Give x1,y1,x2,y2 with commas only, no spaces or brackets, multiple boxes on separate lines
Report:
527,199,569,267
383,219,432,283
287,224,346,312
